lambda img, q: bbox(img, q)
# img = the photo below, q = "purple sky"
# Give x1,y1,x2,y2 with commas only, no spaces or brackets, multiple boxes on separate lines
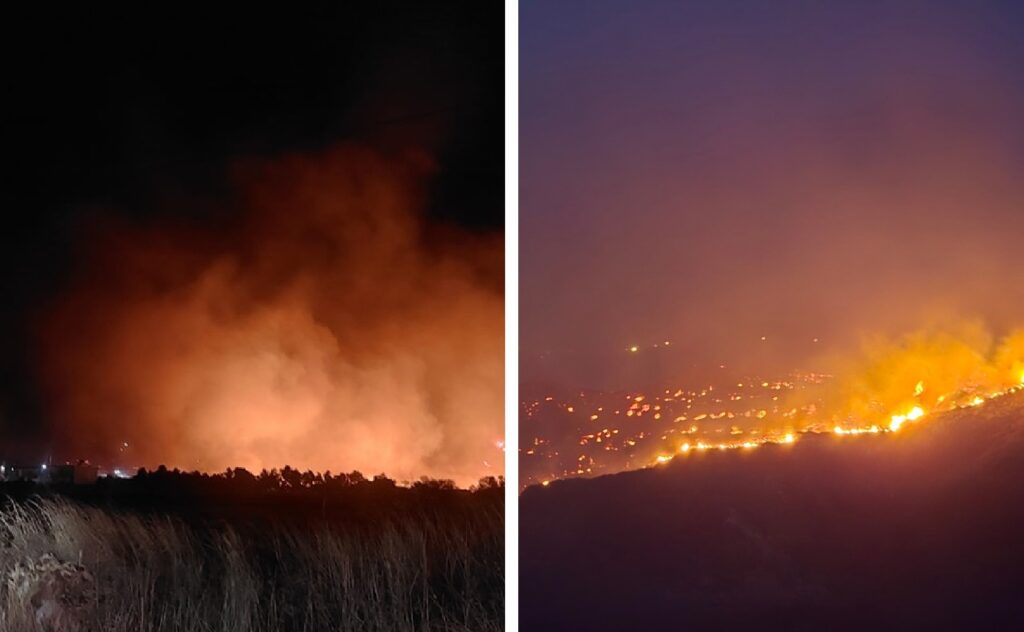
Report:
521,0,1024,389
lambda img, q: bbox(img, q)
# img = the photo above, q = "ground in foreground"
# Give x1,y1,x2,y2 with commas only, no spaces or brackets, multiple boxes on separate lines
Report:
1,473,503,632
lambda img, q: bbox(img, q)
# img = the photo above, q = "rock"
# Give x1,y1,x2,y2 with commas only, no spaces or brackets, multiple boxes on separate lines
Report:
5,553,96,632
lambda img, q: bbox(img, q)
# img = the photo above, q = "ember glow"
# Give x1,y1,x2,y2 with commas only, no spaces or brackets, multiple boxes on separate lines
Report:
522,326,1024,486
38,147,503,485
679,327,1024,463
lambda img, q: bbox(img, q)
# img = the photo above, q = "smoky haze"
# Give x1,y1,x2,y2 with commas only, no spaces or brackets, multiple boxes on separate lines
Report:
521,1,1024,390
37,147,503,486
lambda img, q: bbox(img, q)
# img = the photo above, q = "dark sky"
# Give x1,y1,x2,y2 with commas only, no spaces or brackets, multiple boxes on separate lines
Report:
521,0,1024,389
2,4,503,459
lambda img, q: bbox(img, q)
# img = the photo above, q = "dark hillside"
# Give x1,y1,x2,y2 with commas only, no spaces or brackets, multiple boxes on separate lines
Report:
521,391,1024,631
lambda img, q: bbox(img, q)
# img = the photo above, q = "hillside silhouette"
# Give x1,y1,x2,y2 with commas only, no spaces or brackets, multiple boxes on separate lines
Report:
521,390,1024,631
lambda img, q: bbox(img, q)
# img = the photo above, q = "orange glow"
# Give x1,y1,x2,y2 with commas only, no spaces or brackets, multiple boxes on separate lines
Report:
636,379,1024,471
889,406,925,432
529,333,1024,485
39,147,503,486
655,372,1022,470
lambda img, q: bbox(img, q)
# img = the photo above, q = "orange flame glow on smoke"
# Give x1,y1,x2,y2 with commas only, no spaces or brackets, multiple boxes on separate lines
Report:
39,147,503,486
648,327,1024,469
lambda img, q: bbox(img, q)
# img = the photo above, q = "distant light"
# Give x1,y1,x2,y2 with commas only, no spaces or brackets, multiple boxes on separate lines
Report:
629,345,639,353
41,464,47,470
760,336,766,341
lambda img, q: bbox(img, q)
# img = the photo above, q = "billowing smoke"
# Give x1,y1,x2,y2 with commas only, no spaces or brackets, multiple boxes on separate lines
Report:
791,322,1024,429
38,146,503,485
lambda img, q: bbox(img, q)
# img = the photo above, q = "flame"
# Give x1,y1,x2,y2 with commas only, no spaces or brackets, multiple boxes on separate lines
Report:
889,406,925,432
529,327,1024,486
637,376,1024,473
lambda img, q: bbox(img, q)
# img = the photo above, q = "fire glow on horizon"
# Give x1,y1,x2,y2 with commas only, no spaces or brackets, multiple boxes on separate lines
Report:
646,334,1024,470
524,327,1024,487
649,380,1022,470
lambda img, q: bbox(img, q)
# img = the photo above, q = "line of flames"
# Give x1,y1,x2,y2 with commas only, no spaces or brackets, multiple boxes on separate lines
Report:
646,371,1024,469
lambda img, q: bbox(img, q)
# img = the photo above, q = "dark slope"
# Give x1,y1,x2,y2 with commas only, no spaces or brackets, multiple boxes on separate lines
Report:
521,390,1024,631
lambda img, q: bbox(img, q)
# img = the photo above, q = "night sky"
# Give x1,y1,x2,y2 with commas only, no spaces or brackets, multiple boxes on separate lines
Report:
521,1,1024,390
2,5,503,464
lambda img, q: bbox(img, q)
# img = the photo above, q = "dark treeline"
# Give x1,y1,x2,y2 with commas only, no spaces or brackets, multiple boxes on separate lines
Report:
0,467,504,529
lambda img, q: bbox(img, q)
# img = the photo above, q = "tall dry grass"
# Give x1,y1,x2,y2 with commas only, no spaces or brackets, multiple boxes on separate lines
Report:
0,497,502,632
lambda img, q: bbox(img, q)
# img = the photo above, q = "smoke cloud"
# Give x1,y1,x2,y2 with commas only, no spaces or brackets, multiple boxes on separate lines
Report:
520,1,1024,390
38,146,503,485
787,322,1024,430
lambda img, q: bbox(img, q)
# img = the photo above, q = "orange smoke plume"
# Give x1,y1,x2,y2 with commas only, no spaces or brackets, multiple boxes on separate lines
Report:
804,322,1024,429
38,146,503,486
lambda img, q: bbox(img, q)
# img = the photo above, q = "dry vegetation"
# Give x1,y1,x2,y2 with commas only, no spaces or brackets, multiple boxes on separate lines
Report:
0,495,502,632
